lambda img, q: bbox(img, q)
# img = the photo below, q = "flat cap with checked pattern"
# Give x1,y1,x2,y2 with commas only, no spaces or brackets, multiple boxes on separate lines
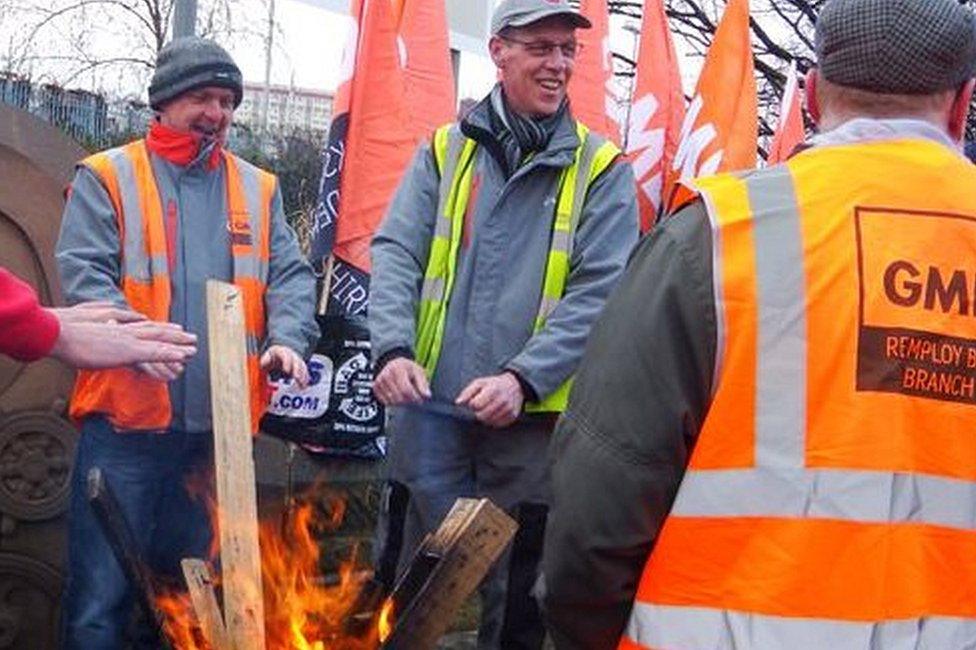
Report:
815,0,976,94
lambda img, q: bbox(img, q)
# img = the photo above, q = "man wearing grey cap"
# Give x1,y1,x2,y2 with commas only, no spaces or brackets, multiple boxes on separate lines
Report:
56,37,317,647
544,0,976,648
369,0,638,646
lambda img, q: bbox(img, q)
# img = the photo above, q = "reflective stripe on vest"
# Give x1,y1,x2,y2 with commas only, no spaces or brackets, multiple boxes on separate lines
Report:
69,140,273,433
417,121,619,412
623,605,976,650
621,140,976,649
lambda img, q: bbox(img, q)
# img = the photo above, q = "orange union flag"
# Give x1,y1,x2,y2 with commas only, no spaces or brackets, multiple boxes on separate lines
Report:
570,0,621,143
309,0,414,313
767,61,805,164
393,0,456,141
666,0,756,207
625,0,685,230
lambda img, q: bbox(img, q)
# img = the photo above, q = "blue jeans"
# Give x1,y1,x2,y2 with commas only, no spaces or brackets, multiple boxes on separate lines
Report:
60,416,214,649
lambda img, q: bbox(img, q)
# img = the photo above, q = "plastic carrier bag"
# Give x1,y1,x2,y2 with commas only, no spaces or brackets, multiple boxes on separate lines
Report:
261,313,386,459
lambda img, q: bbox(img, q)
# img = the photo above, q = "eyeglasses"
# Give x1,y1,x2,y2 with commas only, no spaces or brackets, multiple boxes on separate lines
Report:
499,35,582,60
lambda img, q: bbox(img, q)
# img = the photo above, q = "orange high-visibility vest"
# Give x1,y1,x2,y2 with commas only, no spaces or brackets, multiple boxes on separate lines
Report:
621,139,976,649
69,139,274,433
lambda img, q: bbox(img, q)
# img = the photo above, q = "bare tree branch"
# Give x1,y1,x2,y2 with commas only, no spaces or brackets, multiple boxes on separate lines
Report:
1,0,239,93
607,0,823,158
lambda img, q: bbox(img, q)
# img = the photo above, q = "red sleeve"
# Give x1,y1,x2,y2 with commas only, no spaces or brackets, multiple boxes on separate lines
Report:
0,268,60,362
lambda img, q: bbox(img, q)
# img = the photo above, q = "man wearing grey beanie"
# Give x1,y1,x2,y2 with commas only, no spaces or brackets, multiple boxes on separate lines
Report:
56,37,317,647
545,0,976,648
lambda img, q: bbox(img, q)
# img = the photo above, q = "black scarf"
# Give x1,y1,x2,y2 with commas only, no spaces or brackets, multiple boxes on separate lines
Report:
488,84,568,176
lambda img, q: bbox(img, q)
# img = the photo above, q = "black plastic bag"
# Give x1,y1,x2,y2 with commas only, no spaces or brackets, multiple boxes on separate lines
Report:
260,314,385,459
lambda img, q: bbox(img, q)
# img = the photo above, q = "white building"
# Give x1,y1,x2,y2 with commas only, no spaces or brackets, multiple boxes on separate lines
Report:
297,0,493,55
238,82,334,133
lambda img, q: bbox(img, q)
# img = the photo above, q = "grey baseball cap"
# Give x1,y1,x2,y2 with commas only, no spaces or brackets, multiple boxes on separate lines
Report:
490,0,591,34
815,0,976,95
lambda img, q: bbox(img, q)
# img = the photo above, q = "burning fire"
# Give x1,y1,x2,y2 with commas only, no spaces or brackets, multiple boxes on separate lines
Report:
377,598,394,643
157,488,386,649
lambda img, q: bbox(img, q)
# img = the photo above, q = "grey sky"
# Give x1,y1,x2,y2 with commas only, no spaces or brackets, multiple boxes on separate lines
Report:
228,0,498,99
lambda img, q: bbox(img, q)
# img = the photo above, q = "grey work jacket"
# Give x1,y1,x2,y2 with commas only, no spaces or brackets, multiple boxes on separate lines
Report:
56,139,318,433
369,97,639,414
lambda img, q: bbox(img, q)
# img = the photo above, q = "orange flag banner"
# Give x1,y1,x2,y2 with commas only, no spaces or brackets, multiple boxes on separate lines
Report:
394,0,456,141
310,0,415,311
666,0,756,206
767,62,804,164
267,0,407,458
570,0,621,143
625,0,686,231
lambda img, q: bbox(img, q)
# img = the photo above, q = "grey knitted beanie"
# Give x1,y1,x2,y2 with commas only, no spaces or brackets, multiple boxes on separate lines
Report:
149,37,243,110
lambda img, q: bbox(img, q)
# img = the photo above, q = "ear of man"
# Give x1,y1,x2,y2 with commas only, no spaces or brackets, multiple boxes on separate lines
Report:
948,78,976,143
489,34,509,69
804,68,822,126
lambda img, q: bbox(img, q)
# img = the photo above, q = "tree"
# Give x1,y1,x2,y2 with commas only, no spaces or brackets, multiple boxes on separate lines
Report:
607,0,976,154
232,126,324,253
0,0,268,97
606,0,818,154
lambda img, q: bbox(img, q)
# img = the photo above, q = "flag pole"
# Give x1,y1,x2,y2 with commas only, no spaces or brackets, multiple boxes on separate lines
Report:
621,20,642,153
317,254,335,316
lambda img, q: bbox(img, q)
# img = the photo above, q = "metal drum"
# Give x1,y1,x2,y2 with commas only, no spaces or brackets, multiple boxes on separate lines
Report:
0,103,85,649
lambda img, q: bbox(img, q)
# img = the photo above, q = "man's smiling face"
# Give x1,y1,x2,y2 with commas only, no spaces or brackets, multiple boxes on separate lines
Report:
158,86,235,144
490,16,578,118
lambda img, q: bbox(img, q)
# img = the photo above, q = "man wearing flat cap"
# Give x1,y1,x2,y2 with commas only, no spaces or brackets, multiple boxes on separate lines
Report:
369,0,638,646
544,0,976,647
56,37,317,647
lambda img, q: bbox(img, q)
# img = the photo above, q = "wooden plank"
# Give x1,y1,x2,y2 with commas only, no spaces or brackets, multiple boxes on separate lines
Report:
181,559,231,650
206,280,267,650
424,498,480,555
86,468,173,650
383,498,517,650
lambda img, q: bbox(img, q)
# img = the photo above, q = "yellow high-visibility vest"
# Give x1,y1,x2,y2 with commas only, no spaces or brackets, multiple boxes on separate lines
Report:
415,121,619,412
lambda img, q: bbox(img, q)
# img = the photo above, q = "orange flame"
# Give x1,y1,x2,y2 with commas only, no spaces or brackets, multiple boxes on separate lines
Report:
377,599,394,643
156,486,385,649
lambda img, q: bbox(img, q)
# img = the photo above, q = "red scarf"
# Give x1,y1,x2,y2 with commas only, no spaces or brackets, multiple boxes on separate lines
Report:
145,121,224,270
146,120,222,170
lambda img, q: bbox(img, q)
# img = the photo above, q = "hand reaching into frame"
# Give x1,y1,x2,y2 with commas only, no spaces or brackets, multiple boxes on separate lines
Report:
53,317,197,372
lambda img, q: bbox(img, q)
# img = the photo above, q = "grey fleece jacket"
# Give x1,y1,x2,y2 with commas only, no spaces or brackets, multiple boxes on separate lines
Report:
369,96,639,415
56,139,318,433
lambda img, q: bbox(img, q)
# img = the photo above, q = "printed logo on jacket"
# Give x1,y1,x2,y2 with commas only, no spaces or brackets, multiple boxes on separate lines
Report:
856,207,976,404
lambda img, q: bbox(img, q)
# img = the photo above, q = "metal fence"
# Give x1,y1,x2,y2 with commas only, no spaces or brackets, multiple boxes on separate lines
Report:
0,73,327,154
0,72,325,239
0,73,154,147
